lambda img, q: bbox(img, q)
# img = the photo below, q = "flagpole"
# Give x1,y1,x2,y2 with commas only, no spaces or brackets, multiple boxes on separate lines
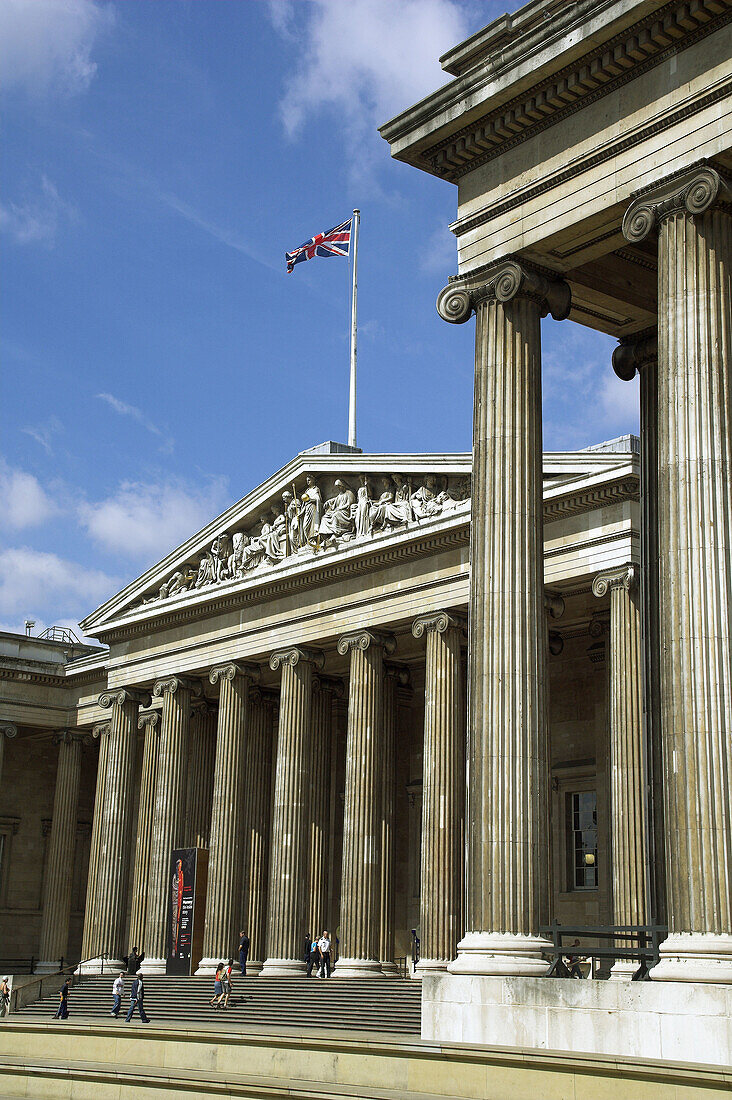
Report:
348,209,360,449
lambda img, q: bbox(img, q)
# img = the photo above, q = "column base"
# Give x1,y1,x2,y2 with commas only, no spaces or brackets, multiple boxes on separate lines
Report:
194,958,225,976
34,961,64,975
415,958,451,977
140,956,167,975
332,957,385,978
246,960,263,976
609,959,640,981
447,932,552,977
650,933,732,983
379,961,400,976
259,958,307,978
75,957,125,975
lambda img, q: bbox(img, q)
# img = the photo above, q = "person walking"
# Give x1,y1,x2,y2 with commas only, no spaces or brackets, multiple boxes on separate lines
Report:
238,931,250,977
222,958,234,1008
306,937,319,978
317,931,332,978
209,963,224,1008
0,976,10,1017
110,972,124,1018
303,933,311,967
53,978,70,1019
125,972,150,1023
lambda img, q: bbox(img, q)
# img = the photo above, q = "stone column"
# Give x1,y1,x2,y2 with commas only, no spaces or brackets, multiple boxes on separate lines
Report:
80,722,110,966
145,675,200,972
127,710,160,953
412,612,465,974
613,333,665,924
379,663,404,975
624,163,732,981
245,688,277,973
336,629,395,978
36,730,86,972
185,700,217,849
0,723,17,786
197,662,259,974
261,647,323,976
593,565,648,979
95,689,147,968
437,260,570,975
307,677,341,942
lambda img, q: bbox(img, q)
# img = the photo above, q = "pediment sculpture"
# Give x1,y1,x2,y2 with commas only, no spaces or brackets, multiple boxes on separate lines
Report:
141,472,470,607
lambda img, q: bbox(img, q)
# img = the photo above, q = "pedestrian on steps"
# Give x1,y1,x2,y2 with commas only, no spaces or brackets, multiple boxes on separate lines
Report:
306,937,319,977
52,979,69,1019
110,972,124,1017
125,972,150,1023
209,963,225,1008
0,976,10,1017
317,931,332,978
222,959,234,1008
238,931,250,977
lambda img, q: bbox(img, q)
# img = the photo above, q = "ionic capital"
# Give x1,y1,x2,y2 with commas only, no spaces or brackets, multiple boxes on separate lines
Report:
548,632,564,656
336,629,396,657
0,723,18,740
544,592,565,620
152,675,203,699
313,674,345,699
437,259,570,325
622,163,731,244
92,721,110,739
269,646,325,671
248,685,279,708
99,687,151,710
53,729,91,747
191,697,217,718
592,564,638,599
209,662,260,687
137,710,161,732
411,610,465,639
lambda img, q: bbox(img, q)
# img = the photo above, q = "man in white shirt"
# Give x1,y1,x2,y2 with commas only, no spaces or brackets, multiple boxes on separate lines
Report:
317,931,332,978
110,973,124,1018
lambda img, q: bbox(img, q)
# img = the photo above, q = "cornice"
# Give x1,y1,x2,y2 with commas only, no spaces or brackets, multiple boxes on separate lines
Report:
415,1,731,183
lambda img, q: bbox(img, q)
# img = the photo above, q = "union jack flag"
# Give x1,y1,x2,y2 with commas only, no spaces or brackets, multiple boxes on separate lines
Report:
285,219,352,274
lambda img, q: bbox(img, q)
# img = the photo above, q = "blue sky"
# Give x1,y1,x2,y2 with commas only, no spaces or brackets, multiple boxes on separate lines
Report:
1,0,639,639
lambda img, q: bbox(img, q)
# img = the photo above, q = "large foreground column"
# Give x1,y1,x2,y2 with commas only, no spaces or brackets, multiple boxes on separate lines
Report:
624,164,732,981
307,676,340,940
336,629,395,977
95,689,147,968
197,663,259,974
37,730,86,972
592,566,648,979
413,612,465,974
245,688,277,973
128,710,160,953
378,664,401,975
437,260,570,975
80,722,110,966
185,700,217,849
261,647,323,976
145,675,199,972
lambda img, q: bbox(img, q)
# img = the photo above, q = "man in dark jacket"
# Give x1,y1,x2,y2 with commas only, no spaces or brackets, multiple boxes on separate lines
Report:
125,972,150,1023
238,931,250,977
52,979,69,1020
124,947,145,974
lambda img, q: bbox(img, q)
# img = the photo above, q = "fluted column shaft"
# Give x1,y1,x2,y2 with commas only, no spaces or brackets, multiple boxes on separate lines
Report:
337,630,394,977
308,678,338,939
95,691,142,966
246,690,276,972
378,666,399,972
197,664,258,973
593,567,648,977
413,613,465,973
185,702,217,849
262,648,322,976
37,731,84,971
80,723,109,964
624,165,732,980
437,262,569,975
146,676,197,970
128,711,160,952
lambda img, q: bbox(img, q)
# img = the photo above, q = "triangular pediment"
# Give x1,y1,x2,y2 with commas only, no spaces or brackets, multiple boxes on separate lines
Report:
81,443,638,637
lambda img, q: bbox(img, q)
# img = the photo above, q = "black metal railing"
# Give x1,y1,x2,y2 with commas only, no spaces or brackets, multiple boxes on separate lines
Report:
410,929,420,973
540,922,668,981
0,957,38,974
395,956,408,979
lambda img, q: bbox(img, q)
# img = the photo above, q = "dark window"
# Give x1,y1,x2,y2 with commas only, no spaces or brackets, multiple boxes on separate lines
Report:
567,790,598,889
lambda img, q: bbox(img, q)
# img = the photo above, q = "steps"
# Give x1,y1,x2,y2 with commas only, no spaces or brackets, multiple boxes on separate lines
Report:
13,974,422,1035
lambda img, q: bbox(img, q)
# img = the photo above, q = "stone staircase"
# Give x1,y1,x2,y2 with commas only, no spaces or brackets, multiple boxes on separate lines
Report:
14,974,422,1035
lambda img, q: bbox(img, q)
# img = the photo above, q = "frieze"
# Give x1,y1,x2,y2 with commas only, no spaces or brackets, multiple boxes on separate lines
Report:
138,472,471,610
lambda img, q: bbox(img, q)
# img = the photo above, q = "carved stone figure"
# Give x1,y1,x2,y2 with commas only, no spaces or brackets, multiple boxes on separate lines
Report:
300,476,323,546
319,479,356,543
355,477,372,538
159,566,196,599
283,491,305,553
410,475,442,519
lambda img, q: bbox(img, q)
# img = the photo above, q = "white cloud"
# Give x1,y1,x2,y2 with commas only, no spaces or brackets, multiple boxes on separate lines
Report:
0,547,118,619
269,0,478,190
0,0,112,96
0,462,59,529
96,393,174,454
22,415,64,455
419,222,458,276
79,476,230,561
0,176,77,246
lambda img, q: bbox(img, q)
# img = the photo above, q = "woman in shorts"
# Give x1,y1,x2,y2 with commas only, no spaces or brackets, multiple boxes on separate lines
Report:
209,963,224,1008
222,958,234,1008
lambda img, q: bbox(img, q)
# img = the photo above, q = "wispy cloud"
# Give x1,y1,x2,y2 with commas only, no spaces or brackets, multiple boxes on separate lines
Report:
96,392,174,454
22,415,64,455
419,222,458,277
0,176,77,246
0,546,119,620
0,461,60,529
0,0,113,97
157,191,281,273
